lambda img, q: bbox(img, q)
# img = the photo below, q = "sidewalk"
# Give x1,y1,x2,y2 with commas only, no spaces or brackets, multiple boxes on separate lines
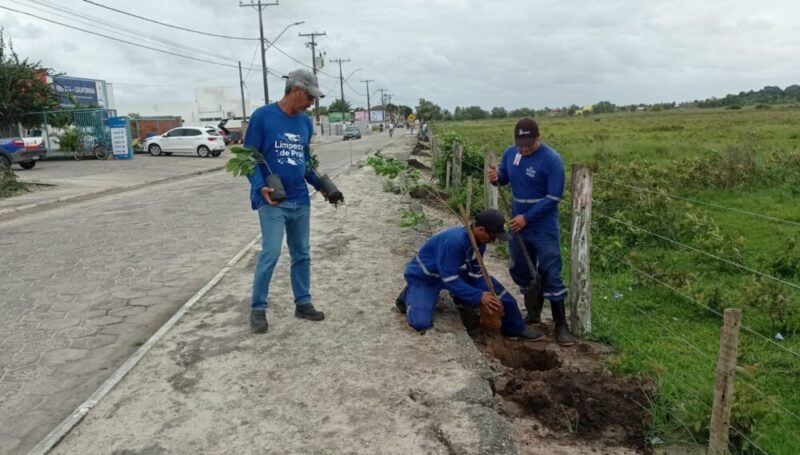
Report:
47,152,518,454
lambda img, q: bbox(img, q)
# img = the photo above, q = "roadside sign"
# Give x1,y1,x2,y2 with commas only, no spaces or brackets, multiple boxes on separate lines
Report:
407,114,416,122
109,116,133,160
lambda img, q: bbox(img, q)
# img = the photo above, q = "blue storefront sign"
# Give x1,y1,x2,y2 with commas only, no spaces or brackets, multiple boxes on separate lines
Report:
109,116,133,160
53,76,100,107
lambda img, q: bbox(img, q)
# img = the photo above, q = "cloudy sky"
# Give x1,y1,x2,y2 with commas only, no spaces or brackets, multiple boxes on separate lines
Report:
2,0,799,113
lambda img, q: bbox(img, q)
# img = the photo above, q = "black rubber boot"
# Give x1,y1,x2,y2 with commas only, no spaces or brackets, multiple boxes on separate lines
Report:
250,309,268,334
295,303,325,321
524,289,543,324
551,300,576,346
395,286,408,314
508,327,544,341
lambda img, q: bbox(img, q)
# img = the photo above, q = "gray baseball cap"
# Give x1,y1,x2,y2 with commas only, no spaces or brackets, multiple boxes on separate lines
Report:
285,69,325,98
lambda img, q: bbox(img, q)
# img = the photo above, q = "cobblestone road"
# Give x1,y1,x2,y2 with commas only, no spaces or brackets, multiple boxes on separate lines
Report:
0,172,256,454
0,131,399,454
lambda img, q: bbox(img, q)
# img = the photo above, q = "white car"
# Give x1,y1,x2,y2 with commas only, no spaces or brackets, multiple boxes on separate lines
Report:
145,126,226,158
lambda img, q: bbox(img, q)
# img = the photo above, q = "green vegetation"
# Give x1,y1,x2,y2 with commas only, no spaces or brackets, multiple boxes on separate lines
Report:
400,209,426,227
225,145,320,177
0,166,26,199
434,106,800,454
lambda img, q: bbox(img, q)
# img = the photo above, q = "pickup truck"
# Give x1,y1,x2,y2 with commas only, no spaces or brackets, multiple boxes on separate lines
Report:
0,136,47,170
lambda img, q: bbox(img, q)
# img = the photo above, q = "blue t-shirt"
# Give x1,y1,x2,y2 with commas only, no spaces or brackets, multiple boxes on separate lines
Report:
243,103,320,209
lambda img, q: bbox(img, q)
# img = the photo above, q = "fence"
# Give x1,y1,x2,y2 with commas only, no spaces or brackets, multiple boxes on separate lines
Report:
21,108,117,158
422,129,800,454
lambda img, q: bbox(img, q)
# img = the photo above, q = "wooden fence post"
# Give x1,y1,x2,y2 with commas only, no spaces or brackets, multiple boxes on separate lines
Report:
484,150,498,210
445,161,452,191
569,164,593,336
430,134,437,161
452,141,463,190
708,308,742,455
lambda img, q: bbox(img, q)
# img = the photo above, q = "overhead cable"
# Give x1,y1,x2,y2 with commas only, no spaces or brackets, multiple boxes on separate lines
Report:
82,0,259,41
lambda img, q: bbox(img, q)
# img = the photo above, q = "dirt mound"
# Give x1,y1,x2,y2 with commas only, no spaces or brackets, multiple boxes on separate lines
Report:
475,331,654,452
454,301,653,452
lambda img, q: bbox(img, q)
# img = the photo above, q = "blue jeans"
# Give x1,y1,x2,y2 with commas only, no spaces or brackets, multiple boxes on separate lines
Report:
251,202,311,310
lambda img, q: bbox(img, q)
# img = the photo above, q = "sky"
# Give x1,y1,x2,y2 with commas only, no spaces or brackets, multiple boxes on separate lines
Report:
2,0,800,114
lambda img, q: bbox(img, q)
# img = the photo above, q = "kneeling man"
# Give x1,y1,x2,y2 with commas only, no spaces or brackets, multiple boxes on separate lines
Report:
396,209,544,340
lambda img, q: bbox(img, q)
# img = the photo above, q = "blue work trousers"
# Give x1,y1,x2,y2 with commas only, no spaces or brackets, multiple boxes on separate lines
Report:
509,228,567,301
251,202,311,310
401,275,526,336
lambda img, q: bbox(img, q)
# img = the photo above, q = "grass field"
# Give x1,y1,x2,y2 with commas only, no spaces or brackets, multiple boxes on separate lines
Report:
432,106,800,454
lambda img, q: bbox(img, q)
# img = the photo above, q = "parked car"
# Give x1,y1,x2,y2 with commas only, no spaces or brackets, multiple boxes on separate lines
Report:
145,127,226,158
0,136,47,169
343,125,362,140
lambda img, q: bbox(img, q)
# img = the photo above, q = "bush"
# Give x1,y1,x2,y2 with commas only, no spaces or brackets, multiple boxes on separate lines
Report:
0,166,26,198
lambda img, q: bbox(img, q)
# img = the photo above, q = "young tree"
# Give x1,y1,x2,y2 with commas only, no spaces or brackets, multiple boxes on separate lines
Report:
0,28,58,130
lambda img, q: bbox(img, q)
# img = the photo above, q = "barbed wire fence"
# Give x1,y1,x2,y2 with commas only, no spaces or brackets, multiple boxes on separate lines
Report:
417,129,800,454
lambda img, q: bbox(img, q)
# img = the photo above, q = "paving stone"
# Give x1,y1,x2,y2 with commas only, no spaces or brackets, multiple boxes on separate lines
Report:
69,333,118,349
85,315,124,326
129,296,165,307
41,348,89,366
37,317,82,330
62,325,99,339
10,351,40,367
22,312,66,323
109,305,146,318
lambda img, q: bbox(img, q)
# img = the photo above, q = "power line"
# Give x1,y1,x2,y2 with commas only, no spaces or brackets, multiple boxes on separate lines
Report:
25,0,232,65
82,0,259,41
0,5,282,77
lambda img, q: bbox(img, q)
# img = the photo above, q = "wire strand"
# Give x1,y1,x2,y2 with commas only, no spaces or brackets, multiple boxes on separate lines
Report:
590,242,800,360
596,177,800,228
594,211,800,292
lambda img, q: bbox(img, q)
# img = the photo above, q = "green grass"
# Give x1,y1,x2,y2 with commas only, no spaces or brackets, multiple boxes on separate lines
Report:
435,106,800,454
0,166,27,199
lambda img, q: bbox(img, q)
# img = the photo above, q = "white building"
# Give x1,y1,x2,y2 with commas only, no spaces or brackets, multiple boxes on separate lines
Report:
120,86,262,130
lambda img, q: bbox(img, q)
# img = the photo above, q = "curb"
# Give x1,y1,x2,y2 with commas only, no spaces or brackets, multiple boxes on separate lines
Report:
0,166,225,221
29,165,357,454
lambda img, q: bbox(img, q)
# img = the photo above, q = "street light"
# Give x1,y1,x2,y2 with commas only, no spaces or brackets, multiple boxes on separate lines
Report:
263,20,305,103
265,21,305,53
345,67,364,82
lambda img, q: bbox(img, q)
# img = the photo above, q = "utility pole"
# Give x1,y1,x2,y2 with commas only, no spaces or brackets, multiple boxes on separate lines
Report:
240,0,279,104
238,61,247,122
378,88,387,124
299,31,326,127
330,57,350,122
360,79,374,123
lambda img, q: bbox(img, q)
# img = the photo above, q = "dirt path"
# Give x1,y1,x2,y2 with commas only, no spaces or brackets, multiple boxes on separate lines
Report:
51,138,653,454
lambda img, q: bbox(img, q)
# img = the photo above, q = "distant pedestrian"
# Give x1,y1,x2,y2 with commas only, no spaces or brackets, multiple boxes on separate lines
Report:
244,69,337,334
395,209,544,340
487,118,576,346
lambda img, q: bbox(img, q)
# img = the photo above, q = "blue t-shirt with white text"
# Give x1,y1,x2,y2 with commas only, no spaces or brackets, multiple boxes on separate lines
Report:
243,103,320,208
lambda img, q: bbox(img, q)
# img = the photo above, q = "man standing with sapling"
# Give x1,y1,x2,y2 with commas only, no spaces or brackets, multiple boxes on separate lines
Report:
244,69,342,333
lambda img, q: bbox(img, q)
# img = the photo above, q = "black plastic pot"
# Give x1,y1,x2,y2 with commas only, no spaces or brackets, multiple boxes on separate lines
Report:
318,174,344,205
266,174,287,203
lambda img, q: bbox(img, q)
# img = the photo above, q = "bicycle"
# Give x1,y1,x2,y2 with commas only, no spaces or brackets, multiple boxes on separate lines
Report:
73,136,109,161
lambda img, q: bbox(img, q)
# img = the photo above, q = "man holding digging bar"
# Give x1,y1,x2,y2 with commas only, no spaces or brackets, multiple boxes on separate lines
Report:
395,209,544,340
487,118,576,346
244,69,342,334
